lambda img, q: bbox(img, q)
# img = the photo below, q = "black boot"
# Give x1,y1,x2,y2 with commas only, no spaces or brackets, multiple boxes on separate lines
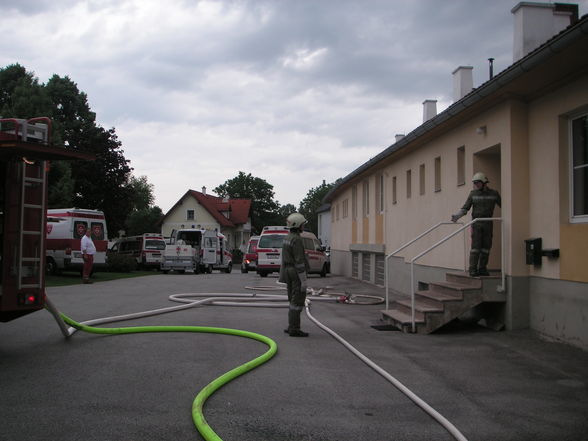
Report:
289,329,309,337
478,252,490,276
468,251,480,277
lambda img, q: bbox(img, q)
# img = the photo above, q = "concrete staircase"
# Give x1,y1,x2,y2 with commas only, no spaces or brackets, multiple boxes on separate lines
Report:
381,272,506,334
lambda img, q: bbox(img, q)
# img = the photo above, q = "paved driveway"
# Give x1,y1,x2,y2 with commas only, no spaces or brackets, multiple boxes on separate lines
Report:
1,271,587,441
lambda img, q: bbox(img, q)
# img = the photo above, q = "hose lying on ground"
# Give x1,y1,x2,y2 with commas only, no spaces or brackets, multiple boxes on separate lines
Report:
54,307,276,441
45,287,467,441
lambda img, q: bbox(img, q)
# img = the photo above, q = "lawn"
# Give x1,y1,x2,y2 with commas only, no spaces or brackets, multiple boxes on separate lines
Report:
46,270,159,287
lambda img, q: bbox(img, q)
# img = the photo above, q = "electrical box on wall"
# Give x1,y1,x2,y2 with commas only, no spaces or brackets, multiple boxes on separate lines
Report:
525,238,542,265
524,237,560,266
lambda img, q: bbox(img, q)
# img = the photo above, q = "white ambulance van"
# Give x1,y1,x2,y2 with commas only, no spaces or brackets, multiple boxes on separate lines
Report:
256,226,328,278
109,233,166,269
45,208,108,274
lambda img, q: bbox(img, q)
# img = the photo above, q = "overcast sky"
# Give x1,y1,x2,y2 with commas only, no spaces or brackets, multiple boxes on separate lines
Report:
3,0,587,212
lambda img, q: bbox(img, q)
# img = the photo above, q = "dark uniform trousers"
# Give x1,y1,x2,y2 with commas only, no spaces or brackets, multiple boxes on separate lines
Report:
284,265,306,331
470,221,493,273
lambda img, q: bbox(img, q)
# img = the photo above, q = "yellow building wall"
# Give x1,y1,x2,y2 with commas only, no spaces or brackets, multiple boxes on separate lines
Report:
161,195,219,237
329,76,588,284
527,75,588,282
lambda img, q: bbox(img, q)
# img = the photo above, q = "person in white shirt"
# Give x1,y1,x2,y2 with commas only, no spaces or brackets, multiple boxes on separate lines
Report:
80,227,96,284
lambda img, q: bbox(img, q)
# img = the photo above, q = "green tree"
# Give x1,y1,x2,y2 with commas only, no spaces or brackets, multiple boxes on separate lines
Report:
125,206,164,236
127,175,154,211
214,171,280,233
45,74,133,234
0,64,52,119
0,64,136,236
299,180,337,234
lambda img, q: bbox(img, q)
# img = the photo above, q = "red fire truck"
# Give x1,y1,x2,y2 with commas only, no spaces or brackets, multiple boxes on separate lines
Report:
0,117,93,322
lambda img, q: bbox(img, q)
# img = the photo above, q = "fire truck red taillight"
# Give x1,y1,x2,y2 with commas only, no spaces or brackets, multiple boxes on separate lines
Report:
18,293,38,305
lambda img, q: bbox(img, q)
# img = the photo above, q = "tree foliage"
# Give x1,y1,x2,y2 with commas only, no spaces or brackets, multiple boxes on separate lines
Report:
299,180,337,234
214,171,280,234
0,63,159,236
125,206,164,236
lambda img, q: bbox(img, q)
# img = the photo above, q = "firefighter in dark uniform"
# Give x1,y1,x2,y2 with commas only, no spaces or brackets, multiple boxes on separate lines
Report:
451,172,501,277
281,212,310,337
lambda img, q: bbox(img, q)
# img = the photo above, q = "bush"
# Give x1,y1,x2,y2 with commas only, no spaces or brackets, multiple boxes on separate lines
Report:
106,253,138,272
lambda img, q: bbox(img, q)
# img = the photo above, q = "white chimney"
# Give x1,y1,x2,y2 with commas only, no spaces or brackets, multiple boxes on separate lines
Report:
512,2,578,62
202,186,206,195
395,134,405,142
422,100,437,123
452,66,473,102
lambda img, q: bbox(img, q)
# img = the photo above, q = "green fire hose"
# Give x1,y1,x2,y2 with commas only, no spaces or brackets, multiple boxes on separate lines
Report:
59,313,278,441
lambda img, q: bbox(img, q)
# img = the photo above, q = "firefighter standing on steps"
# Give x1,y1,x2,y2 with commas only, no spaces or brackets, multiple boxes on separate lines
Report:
451,172,501,277
280,212,310,337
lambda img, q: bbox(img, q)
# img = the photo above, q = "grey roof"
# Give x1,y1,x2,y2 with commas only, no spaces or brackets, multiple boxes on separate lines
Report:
324,13,588,203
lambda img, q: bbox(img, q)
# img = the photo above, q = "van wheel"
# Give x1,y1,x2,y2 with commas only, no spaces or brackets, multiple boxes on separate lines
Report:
46,258,57,275
177,270,185,274
320,264,327,277
241,264,248,273
207,265,213,274
225,263,232,274
258,271,268,278
162,270,169,274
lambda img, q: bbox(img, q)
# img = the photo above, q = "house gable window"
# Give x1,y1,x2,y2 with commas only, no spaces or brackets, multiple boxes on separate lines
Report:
571,113,588,221
187,209,195,220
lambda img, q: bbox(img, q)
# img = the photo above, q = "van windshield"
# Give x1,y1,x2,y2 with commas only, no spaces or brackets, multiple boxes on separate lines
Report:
145,240,166,250
258,234,286,248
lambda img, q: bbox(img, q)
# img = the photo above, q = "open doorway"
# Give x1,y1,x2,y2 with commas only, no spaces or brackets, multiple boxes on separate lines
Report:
473,144,502,271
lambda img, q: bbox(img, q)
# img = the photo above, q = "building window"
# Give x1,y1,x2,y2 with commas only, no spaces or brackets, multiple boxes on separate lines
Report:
336,203,340,221
375,173,384,213
362,180,370,216
457,146,465,186
392,176,397,204
571,113,588,220
406,169,412,199
435,156,442,192
419,164,426,196
352,185,357,220
187,210,194,220
342,199,349,218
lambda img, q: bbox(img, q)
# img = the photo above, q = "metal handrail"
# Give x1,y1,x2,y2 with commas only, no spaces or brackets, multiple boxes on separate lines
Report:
409,217,505,332
384,222,465,310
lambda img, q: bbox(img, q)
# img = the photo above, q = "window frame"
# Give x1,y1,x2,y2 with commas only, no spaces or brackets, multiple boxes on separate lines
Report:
570,112,588,223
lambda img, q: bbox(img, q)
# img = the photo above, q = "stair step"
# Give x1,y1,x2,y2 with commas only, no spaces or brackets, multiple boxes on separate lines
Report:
428,281,478,296
416,289,462,302
381,308,425,325
446,271,500,287
397,298,443,313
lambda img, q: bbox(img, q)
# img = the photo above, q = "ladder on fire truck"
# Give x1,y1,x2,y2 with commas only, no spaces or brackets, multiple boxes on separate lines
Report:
17,159,47,291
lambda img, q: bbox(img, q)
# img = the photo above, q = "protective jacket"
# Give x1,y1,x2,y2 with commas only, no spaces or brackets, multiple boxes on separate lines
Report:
460,187,501,219
282,231,309,273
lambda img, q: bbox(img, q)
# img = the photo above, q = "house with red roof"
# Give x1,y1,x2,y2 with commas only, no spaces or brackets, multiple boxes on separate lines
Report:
160,187,252,251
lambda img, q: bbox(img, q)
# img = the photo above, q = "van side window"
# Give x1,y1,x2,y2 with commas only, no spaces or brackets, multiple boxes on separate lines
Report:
302,238,314,250
91,222,104,240
74,221,87,239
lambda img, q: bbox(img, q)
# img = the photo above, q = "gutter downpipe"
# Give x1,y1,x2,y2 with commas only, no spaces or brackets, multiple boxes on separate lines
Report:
409,218,504,333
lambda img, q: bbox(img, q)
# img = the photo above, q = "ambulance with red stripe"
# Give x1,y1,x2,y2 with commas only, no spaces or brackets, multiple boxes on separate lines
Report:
256,226,328,278
45,208,108,274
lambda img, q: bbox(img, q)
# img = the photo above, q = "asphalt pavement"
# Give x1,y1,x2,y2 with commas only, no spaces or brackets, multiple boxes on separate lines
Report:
1,271,587,441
